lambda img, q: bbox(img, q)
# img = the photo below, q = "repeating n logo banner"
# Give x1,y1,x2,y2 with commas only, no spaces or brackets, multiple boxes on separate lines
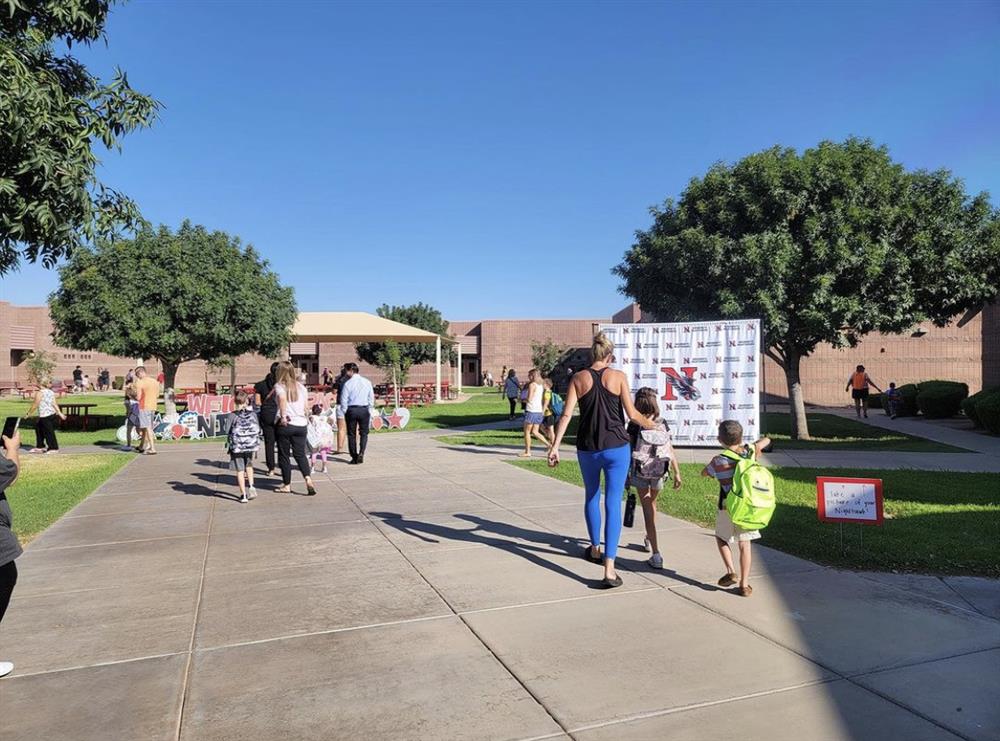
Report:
599,319,761,447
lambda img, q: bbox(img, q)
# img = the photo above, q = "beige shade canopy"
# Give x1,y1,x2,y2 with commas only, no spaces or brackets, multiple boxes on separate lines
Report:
292,312,445,343
290,312,461,400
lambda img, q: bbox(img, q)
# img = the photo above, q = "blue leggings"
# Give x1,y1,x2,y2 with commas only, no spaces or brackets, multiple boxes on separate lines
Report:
576,443,630,560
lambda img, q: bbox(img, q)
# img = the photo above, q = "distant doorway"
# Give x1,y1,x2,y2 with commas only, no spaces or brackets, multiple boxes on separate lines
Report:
462,357,481,386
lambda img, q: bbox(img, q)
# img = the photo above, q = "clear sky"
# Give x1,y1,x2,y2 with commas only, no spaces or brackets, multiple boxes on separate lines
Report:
2,0,998,319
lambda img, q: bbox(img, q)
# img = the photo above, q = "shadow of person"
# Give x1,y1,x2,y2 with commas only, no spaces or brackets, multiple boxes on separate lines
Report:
369,511,594,586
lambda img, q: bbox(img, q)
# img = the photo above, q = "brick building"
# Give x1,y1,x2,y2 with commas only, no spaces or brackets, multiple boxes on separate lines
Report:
2,300,998,405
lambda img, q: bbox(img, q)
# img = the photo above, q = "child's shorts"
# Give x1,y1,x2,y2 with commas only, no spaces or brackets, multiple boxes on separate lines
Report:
715,509,761,544
632,475,665,492
230,452,253,472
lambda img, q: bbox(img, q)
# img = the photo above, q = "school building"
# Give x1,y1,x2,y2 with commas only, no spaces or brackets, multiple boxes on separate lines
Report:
2,300,998,405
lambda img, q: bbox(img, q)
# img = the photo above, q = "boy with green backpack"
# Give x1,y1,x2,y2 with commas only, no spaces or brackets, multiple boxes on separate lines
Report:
701,420,774,597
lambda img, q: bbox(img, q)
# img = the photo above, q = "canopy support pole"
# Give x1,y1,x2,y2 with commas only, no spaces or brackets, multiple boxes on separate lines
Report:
456,341,462,395
435,336,442,402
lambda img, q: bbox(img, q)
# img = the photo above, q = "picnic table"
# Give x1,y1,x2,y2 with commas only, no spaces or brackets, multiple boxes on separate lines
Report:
59,403,99,431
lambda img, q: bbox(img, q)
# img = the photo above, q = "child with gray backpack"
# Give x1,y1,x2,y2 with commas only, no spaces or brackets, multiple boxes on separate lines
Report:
227,389,261,503
626,387,682,569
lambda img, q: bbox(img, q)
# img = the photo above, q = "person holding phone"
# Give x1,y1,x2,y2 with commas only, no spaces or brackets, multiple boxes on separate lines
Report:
26,378,66,454
0,426,22,677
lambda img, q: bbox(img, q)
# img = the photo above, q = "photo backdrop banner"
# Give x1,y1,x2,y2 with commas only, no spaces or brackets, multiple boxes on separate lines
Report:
599,319,761,447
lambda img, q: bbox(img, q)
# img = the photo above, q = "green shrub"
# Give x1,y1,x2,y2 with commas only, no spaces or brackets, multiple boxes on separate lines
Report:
868,393,883,410
916,381,968,418
896,384,919,416
975,391,1000,435
963,386,1000,427
112,375,125,391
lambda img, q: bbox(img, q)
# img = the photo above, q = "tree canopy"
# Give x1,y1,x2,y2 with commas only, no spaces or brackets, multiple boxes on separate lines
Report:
0,0,159,274
614,138,1000,439
49,222,297,398
531,338,570,376
355,302,455,371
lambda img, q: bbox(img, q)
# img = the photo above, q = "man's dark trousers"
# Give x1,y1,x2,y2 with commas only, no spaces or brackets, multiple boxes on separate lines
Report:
345,405,371,461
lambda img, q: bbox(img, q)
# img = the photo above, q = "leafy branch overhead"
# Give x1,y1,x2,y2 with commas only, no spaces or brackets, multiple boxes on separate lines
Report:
0,0,161,274
355,302,455,372
615,138,1000,439
48,221,298,388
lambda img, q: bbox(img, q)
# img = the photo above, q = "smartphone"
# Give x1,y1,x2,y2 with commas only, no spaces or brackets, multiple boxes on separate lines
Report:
2,416,20,440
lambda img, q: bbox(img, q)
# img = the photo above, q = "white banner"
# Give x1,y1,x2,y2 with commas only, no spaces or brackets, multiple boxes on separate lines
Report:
599,319,761,447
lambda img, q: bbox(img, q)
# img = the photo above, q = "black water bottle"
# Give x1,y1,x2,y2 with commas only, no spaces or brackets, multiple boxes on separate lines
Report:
623,491,636,528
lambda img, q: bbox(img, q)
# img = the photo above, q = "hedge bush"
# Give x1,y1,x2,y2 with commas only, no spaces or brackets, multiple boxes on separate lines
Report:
895,383,920,416
916,381,968,418
963,386,1000,427
975,390,1000,435
868,393,883,410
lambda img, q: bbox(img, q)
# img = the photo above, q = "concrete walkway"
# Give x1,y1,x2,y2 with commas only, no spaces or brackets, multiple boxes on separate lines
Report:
820,405,1000,457
2,435,998,740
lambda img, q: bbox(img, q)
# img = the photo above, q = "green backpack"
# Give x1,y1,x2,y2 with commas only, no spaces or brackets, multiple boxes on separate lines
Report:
721,449,776,530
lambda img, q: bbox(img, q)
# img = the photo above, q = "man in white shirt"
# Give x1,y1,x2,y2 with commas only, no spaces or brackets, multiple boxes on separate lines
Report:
338,363,374,464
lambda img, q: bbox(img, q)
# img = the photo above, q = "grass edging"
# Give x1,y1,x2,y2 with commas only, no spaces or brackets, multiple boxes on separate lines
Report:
12,453,133,545
510,459,999,578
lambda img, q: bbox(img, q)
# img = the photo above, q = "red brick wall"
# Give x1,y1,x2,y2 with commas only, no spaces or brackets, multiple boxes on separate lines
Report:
763,315,986,405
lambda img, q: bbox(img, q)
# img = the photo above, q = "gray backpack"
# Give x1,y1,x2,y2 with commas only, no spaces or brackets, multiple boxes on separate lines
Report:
631,421,671,479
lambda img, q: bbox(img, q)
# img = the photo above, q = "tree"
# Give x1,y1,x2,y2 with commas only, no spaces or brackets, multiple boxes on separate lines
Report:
614,138,1000,439
49,222,298,413
24,350,56,385
355,302,455,378
530,338,570,376
0,0,160,274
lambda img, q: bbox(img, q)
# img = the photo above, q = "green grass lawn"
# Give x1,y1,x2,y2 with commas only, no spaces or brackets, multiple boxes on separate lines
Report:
763,412,963,452
435,411,964,452
512,460,1000,577
8,453,133,544
405,385,519,430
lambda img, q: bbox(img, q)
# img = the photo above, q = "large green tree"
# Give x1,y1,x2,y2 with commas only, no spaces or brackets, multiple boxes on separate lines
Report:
1,0,159,274
614,138,1000,439
49,222,297,410
355,303,455,386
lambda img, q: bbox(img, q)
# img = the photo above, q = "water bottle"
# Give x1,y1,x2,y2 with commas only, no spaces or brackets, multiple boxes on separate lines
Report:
623,491,636,528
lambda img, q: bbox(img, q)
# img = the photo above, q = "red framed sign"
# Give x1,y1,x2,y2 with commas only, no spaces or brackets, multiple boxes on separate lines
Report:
816,477,884,525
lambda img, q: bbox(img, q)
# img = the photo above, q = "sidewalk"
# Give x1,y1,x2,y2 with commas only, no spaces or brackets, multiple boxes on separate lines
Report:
821,405,1000,457
2,435,997,739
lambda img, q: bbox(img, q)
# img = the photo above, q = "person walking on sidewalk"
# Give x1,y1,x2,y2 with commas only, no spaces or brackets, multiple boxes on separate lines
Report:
273,361,317,496
26,378,66,454
254,362,280,476
548,332,655,589
133,367,159,455
339,363,374,465
846,364,882,419
0,428,22,678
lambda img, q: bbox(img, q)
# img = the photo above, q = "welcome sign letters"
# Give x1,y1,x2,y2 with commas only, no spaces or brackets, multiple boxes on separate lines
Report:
599,319,762,447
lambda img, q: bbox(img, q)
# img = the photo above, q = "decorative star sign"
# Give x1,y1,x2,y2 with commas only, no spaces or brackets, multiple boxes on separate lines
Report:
387,407,410,429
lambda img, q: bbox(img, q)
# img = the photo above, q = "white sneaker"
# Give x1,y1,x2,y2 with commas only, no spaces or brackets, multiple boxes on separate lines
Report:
648,553,663,569
0,661,13,678
643,537,652,553
239,494,248,504
248,487,257,500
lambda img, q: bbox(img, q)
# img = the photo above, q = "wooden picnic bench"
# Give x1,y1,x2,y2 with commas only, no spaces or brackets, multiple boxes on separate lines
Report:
59,402,98,431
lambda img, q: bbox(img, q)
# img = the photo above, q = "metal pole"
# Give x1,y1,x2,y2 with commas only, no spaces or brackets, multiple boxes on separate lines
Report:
435,336,442,402
457,340,463,395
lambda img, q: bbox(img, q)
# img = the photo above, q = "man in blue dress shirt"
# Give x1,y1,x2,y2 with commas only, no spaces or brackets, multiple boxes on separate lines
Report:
338,363,375,464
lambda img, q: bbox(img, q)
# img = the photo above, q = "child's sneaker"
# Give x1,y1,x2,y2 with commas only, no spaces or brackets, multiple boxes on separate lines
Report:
239,493,248,504
248,487,257,500
648,552,663,569
717,572,738,587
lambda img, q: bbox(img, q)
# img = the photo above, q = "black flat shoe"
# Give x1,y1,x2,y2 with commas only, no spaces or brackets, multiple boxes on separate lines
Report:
306,484,317,496
582,545,603,564
602,575,623,589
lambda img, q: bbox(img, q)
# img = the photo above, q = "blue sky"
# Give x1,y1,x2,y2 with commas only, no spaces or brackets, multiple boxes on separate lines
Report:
3,0,998,318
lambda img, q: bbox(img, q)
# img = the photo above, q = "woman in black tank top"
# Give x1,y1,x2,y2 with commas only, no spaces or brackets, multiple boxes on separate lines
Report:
548,333,654,587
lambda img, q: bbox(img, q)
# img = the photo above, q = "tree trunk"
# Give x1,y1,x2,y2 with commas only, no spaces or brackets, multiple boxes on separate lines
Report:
162,360,180,417
784,351,811,440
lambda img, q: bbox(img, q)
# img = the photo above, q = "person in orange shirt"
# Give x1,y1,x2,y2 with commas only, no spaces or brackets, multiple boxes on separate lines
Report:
133,366,160,455
845,364,882,419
